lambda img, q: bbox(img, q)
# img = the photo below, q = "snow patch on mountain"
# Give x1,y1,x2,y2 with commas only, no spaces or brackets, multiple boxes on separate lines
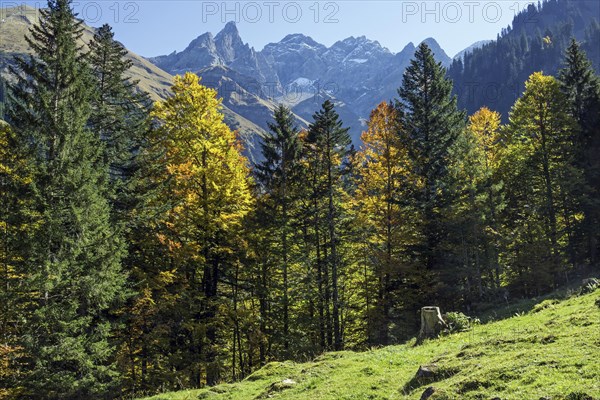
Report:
289,77,315,88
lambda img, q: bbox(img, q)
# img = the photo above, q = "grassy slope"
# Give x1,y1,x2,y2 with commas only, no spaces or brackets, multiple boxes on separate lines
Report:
0,6,173,101
141,288,600,400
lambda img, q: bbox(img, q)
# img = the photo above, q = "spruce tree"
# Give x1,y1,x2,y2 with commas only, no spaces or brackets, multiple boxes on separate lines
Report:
88,23,150,219
558,39,600,265
87,23,152,395
307,100,350,351
8,1,126,397
255,105,302,357
396,42,466,305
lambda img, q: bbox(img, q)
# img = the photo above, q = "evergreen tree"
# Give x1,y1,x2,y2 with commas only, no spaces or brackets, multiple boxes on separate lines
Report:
396,42,466,305
88,24,149,182
7,1,126,397
255,105,302,357
87,22,153,396
306,100,350,351
298,127,330,352
558,39,600,265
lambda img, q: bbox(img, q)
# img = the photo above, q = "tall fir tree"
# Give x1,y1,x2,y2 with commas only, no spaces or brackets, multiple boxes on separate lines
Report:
306,100,351,351
558,39,600,266
297,127,329,352
7,1,127,397
396,42,466,306
255,105,302,358
87,22,154,396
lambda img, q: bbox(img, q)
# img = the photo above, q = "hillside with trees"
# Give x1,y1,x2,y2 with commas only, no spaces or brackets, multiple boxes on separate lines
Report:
449,0,600,118
0,0,598,399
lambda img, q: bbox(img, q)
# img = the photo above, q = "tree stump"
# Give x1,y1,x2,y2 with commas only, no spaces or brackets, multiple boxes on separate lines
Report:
418,306,446,341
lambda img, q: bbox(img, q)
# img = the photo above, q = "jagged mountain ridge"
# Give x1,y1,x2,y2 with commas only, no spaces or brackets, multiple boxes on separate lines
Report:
148,23,456,143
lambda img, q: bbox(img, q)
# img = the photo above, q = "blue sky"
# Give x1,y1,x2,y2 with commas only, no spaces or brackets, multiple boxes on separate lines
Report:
14,1,536,57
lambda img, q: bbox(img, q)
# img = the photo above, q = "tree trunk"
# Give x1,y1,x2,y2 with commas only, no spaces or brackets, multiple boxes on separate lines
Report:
418,306,446,341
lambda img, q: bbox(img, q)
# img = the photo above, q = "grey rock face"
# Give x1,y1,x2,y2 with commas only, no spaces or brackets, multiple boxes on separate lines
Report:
149,22,460,144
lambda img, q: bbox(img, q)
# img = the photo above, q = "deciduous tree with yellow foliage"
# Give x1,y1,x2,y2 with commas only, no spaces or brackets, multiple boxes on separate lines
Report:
353,102,416,344
502,72,581,294
122,73,253,387
147,72,252,387
0,122,32,399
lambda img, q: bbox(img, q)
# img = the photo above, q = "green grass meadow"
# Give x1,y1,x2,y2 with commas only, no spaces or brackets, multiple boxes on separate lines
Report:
139,287,600,400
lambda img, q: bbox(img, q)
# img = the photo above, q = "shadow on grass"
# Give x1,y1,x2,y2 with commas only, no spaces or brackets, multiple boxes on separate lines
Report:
401,365,460,395
474,273,599,324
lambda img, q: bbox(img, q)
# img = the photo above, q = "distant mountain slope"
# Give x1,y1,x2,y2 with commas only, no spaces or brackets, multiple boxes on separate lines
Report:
0,6,173,100
453,40,493,61
149,23,454,143
0,5,271,162
448,0,600,119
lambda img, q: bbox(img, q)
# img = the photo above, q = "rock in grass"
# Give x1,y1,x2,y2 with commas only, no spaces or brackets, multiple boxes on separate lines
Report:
269,378,296,391
256,378,298,399
416,364,439,380
403,363,459,393
420,386,436,400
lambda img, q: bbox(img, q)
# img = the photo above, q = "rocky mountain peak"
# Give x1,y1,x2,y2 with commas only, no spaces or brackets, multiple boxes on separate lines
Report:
271,34,326,53
281,33,313,43
215,21,248,63
148,25,463,143
420,37,451,65
185,32,215,51
339,35,372,45
218,20,239,35
400,42,416,53
215,20,243,45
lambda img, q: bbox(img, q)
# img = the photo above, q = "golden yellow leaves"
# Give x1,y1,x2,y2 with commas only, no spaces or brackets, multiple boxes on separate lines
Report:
148,72,253,258
468,106,503,168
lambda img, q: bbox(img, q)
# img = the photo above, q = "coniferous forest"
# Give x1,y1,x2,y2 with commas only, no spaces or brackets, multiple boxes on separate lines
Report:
0,0,599,398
